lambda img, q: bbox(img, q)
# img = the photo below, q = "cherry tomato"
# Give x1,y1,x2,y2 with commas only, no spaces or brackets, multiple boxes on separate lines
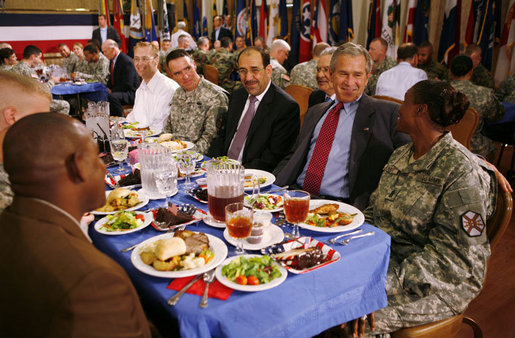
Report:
247,275,260,285
235,275,247,285
135,214,145,221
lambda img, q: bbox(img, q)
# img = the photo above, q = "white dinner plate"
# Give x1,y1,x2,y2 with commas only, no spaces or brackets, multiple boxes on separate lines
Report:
203,213,227,228
94,211,152,235
123,128,159,139
131,233,228,278
244,194,284,213
177,169,206,181
160,140,195,152
223,224,284,251
297,199,365,233
91,190,150,215
137,187,178,200
244,169,275,192
215,254,288,292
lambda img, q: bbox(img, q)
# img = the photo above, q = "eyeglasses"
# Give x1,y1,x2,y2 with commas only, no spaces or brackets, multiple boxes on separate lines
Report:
238,67,265,76
133,56,155,63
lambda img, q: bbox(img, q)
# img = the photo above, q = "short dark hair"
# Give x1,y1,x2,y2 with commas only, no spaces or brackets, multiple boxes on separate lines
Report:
450,55,473,77
418,41,433,49
237,46,270,67
166,48,192,65
0,48,14,65
411,80,469,127
98,14,107,20
221,36,233,48
84,44,99,54
162,39,171,43
371,37,388,50
58,43,68,49
397,43,418,60
87,39,101,50
22,45,42,60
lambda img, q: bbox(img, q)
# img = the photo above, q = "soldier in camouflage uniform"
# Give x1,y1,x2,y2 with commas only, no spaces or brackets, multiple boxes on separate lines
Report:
192,37,211,75
58,43,80,74
290,42,328,90
466,44,494,89
10,45,70,115
495,73,515,103
72,44,110,85
164,49,229,154
450,55,505,158
0,47,17,71
0,71,52,213
366,38,396,95
417,41,450,82
363,81,496,334
210,37,241,92
269,39,291,89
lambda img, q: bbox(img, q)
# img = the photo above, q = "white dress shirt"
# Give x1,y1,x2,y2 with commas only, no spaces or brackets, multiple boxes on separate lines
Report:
170,29,198,50
126,71,179,133
375,61,428,101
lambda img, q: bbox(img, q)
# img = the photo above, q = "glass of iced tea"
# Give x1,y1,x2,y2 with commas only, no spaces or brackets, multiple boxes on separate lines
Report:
283,190,310,238
225,202,253,255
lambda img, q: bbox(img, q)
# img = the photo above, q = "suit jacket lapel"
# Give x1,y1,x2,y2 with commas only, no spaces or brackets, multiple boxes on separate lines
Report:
245,83,275,144
225,90,248,151
348,95,374,194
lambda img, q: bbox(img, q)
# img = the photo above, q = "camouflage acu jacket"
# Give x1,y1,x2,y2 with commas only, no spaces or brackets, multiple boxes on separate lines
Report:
419,60,450,82
210,49,241,92
0,164,13,214
366,57,396,95
290,59,318,90
495,73,515,103
471,64,494,89
270,58,290,89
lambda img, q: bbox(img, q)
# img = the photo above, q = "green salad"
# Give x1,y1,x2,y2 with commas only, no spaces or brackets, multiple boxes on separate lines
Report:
103,211,144,232
245,194,283,210
221,255,282,285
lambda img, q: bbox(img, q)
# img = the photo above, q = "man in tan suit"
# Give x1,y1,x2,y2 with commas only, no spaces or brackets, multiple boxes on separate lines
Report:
0,113,151,337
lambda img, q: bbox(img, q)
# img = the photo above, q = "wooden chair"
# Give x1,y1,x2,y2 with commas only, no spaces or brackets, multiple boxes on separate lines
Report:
392,183,513,338
372,95,404,104
203,64,219,85
284,84,314,129
446,107,479,150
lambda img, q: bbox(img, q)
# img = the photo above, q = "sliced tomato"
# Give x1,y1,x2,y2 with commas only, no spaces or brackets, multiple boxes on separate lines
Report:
135,214,145,221
235,275,247,285
247,275,260,285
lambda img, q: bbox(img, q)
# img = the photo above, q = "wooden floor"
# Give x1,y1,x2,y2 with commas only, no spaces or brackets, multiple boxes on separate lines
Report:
456,144,515,338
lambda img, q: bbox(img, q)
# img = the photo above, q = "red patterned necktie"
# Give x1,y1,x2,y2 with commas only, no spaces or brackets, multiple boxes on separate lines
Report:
110,61,114,86
303,102,343,195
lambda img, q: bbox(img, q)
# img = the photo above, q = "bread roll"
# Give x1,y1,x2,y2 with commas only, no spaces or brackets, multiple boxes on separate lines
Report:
158,133,174,143
154,237,187,260
106,188,131,203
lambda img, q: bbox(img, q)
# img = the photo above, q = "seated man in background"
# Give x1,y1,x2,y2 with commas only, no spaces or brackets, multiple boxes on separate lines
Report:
72,43,110,84
417,41,450,82
365,37,396,95
218,47,300,172
0,48,17,71
164,49,229,154
126,42,179,134
375,43,427,101
234,36,246,53
308,47,337,107
0,71,51,213
192,36,211,75
102,39,140,117
0,113,151,337
465,44,495,89
211,36,241,92
495,73,515,103
269,39,291,89
450,55,505,159
59,43,79,73
10,45,70,115
290,42,329,90
275,43,410,210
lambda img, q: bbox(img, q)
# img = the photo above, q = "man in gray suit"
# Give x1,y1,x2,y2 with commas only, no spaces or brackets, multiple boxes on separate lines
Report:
275,43,410,210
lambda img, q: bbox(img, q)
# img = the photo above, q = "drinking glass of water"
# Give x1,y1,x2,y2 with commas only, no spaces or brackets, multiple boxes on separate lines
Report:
110,124,129,174
154,169,177,207
177,152,197,190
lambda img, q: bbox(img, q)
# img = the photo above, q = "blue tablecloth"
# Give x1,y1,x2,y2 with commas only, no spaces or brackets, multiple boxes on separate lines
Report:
89,176,390,338
51,82,108,102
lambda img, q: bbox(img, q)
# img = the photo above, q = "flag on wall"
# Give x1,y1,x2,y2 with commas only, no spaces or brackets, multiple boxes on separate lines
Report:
438,0,461,64
290,0,300,62
259,0,268,40
311,0,328,44
247,0,258,45
299,0,312,62
476,0,502,69
159,0,170,41
129,0,144,55
99,0,111,26
494,0,515,86
215,0,225,17
235,0,247,37
328,0,339,45
381,0,399,58
366,0,381,48
413,0,430,44
113,0,126,52
340,0,354,42
278,0,288,39
193,0,201,39
202,0,212,36
183,1,189,26
140,0,157,41
267,0,279,47
404,0,416,43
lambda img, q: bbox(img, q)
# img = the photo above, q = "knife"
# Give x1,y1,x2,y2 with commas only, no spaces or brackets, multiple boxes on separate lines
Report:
168,274,203,306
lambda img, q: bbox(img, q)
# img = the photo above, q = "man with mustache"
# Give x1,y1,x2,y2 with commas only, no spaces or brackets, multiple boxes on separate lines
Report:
217,47,300,172
275,43,410,210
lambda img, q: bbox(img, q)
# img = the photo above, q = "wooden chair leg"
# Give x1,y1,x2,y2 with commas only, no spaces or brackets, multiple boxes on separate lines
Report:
463,316,483,338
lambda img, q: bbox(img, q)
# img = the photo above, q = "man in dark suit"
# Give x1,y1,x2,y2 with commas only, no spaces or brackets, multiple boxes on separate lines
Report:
211,15,233,43
275,43,410,210
219,46,300,172
309,46,337,107
92,14,121,46
102,39,140,116
0,113,151,337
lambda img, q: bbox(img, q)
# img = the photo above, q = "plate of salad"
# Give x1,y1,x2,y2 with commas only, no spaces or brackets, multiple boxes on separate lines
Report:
244,194,283,212
94,211,153,235
215,254,287,292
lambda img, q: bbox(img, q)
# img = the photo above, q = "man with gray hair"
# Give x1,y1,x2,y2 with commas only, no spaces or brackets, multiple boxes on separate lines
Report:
290,42,329,90
269,39,291,89
308,46,337,107
171,21,198,50
275,42,410,210
192,36,211,75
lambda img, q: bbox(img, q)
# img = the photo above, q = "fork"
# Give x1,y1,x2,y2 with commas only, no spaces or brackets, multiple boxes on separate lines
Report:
326,229,363,244
199,269,216,308
339,231,375,245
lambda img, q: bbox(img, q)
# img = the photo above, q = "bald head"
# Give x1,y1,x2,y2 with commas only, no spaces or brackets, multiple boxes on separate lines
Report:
101,39,120,60
4,113,106,216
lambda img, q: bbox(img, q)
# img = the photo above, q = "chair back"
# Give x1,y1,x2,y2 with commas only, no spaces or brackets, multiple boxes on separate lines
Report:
203,64,219,85
486,184,513,250
372,95,404,104
284,84,314,129
445,107,479,150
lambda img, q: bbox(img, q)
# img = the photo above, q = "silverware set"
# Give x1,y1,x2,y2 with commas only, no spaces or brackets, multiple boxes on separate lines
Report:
167,269,216,308
325,230,375,245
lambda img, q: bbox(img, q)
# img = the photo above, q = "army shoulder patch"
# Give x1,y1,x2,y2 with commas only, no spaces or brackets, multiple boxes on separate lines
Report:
461,211,485,237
